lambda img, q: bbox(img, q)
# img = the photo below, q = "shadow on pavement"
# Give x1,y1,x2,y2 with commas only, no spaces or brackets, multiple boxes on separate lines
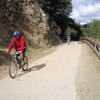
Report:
16,63,46,79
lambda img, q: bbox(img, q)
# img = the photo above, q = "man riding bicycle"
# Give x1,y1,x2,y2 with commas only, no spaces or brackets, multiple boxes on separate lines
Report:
6,31,28,78
6,31,27,57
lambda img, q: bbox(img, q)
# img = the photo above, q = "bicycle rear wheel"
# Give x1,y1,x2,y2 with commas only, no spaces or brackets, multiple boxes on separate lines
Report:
22,56,28,71
9,60,17,79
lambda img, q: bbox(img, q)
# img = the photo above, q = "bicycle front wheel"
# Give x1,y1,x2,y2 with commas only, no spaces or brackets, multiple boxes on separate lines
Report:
22,56,28,71
9,60,17,79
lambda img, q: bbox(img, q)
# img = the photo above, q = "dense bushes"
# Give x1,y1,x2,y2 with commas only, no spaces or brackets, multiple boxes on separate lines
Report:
81,20,100,41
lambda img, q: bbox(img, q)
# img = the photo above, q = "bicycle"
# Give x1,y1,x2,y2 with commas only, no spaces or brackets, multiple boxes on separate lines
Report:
9,51,28,79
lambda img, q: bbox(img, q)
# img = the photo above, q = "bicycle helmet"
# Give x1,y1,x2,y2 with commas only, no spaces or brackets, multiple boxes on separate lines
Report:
13,31,20,36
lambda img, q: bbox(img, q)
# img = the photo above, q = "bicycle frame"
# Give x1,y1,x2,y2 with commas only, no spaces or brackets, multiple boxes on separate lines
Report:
9,51,28,79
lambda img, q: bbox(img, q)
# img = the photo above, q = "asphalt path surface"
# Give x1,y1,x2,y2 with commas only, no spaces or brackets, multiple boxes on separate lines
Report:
0,42,100,100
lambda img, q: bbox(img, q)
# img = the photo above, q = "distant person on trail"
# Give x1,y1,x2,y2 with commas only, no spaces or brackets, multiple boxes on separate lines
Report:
66,34,71,45
6,31,27,57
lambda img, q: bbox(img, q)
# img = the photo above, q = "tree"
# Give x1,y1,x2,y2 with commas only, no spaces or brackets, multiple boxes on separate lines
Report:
43,0,72,18
81,20,100,40
41,0,72,34
64,27,77,40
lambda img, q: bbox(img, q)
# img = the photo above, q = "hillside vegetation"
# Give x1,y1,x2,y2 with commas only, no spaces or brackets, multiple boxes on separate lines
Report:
0,0,62,49
0,0,73,77
81,20,100,40
0,0,75,47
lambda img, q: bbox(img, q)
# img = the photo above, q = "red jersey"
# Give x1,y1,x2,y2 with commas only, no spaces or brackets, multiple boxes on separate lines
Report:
8,36,27,52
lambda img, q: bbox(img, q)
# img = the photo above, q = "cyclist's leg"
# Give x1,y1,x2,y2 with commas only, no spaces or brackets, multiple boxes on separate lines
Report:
16,51,22,68
67,38,70,44
16,51,20,63
23,47,26,58
67,38,69,43
21,48,28,70
69,38,71,44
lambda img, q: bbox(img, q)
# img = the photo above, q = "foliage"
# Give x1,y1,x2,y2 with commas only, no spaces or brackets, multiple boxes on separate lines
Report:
64,27,80,40
81,20,100,40
43,0,72,19
1,0,82,41
64,28,77,36
1,0,72,32
0,0,23,16
39,0,82,40
41,0,72,35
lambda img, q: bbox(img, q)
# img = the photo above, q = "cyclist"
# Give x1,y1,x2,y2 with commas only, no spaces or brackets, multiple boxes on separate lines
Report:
6,31,27,57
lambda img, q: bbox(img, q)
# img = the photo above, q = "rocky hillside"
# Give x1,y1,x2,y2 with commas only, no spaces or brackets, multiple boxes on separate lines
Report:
0,0,61,49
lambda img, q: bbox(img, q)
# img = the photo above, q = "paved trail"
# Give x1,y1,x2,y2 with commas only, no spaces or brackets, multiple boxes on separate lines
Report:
0,42,100,100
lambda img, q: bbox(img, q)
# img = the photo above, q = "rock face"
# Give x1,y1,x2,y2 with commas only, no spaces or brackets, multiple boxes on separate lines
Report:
0,0,61,47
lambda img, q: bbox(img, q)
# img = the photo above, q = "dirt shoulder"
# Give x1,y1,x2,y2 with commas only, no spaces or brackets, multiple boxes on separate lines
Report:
0,42,82,100
76,42,100,100
1,42,100,100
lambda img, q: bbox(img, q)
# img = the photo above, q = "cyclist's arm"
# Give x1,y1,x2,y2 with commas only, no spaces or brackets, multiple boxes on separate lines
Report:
8,38,15,52
20,37,26,52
